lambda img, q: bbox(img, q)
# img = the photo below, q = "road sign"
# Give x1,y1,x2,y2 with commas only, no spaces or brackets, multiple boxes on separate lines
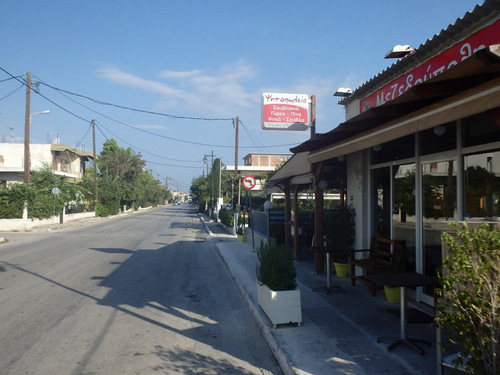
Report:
242,175,256,190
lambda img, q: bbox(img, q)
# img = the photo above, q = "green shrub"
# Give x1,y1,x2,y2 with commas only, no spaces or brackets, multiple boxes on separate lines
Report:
257,240,297,291
218,208,234,227
438,222,500,374
0,185,26,218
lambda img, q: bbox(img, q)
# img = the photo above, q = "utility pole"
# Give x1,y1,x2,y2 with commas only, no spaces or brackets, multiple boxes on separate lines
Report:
92,120,98,204
310,95,316,139
24,71,31,184
234,116,240,206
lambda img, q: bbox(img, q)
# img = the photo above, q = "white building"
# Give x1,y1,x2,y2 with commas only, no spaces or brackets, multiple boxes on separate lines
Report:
0,143,94,186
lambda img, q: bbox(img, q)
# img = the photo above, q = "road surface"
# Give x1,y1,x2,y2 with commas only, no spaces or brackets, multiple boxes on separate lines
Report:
0,205,282,375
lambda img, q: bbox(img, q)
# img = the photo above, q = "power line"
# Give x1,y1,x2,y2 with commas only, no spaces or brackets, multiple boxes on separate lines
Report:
0,67,299,152
38,80,234,122
34,74,298,149
0,84,24,101
95,121,204,168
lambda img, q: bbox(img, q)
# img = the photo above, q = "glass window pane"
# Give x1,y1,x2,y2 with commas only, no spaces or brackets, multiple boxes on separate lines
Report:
393,163,417,272
421,160,458,295
465,150,500,219
372,167,391,237
371,134,414,164
420,122,456,155
463,110,500,148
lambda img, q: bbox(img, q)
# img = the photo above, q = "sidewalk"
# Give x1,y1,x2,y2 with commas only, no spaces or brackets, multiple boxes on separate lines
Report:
200,215,438,375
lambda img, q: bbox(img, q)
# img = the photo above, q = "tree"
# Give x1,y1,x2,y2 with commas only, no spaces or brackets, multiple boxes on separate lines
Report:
96,139,163,214
99,139,145,181
191,175,211,208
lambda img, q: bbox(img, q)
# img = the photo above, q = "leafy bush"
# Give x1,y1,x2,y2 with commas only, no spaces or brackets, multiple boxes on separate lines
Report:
218,208,234,227
0,165,90,220
438,222,500,374
257,240,297,291
0,184,27,218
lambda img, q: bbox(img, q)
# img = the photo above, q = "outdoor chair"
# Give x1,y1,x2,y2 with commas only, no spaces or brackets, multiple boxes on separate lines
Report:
349,236,402,296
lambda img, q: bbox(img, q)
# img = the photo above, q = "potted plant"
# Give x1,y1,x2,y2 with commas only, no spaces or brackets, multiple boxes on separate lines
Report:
381,245,409,303
256,240,302,327
325,205,355,277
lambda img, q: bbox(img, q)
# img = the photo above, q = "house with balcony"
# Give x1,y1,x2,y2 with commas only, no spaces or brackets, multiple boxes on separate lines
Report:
224,152,292,192
0,143,95,187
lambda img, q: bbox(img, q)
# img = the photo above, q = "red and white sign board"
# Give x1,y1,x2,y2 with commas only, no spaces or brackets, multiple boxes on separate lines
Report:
242,175,257,190
360,19,500,113
262,93,309,131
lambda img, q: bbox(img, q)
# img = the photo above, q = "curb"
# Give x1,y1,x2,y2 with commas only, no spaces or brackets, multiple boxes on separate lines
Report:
198,214,297,375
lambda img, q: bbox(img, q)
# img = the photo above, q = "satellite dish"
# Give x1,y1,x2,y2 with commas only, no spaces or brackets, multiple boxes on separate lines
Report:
53,137,60,145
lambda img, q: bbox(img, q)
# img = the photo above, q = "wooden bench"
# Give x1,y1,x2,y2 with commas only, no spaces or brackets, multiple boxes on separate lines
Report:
349,236,402,296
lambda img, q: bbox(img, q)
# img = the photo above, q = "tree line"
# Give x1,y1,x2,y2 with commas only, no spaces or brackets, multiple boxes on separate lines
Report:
0,138,171,219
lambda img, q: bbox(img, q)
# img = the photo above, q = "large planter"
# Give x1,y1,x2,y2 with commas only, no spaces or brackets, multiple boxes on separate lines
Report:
334,262,349,277
257,282,302,328
384,285,401,304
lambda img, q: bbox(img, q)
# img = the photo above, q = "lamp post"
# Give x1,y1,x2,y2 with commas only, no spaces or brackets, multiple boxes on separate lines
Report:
203,151,215,215
24,109,50,184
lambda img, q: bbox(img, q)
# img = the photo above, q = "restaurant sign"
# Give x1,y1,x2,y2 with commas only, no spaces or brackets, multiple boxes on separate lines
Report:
360,19,500,113
262,93,309,131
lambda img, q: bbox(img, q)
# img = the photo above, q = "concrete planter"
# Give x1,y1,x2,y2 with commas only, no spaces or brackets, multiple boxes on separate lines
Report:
257,281,302,328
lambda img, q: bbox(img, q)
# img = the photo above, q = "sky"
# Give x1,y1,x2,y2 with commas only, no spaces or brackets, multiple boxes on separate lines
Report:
0,0,485,192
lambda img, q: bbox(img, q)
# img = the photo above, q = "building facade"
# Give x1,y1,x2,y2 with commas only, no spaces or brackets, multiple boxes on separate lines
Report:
225,152,292,192
275,0,500,306
0,143,94,186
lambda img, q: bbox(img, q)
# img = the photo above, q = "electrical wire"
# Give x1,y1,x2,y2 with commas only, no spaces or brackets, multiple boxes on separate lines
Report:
0,76,22,83
34,74,298,149
0,84,24,101
38,81,234,121
95,121,205,169
1,67,299,155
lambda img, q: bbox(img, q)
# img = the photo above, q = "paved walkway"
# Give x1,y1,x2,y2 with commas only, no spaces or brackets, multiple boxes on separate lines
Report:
200,215,439,375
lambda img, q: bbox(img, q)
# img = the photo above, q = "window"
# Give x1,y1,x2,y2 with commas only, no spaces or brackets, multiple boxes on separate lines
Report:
371,134,414,164
464,150,500,219
463,110,500,148
420,122,456,155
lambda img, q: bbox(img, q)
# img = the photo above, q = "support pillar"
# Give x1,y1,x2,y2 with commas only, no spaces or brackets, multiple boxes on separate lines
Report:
314,162,325,274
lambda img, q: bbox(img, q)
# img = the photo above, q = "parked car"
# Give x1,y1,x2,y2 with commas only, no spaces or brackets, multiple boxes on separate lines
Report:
173,200,180,206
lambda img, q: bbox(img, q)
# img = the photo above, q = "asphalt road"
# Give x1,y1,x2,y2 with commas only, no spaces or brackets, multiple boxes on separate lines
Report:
0,205,282,375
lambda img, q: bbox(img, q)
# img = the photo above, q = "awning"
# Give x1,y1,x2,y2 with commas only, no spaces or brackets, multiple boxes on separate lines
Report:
265,152,313,192
292,44,500,162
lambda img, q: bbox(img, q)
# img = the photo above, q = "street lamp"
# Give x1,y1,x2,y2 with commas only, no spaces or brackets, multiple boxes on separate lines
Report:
24,109,50,183
385,44,413,59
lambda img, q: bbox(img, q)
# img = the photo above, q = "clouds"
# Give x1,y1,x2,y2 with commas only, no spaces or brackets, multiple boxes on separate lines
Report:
97,59,347,134
98,60,260,118
97,67,184,98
